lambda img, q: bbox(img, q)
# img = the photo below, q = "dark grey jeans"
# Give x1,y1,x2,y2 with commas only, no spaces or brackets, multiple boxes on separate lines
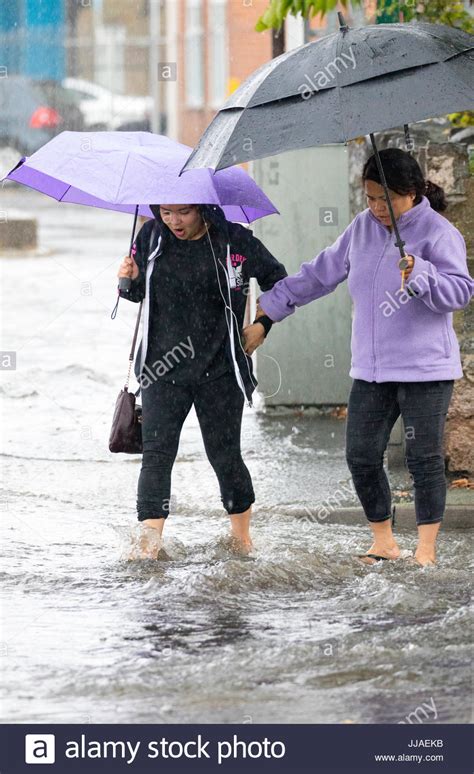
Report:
345,379,454,526
137,371,255,520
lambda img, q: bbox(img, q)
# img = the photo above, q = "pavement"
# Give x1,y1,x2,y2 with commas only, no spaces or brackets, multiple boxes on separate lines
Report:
258,408,473,530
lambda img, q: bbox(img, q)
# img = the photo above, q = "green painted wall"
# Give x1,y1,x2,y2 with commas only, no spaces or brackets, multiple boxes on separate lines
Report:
251,145,352,406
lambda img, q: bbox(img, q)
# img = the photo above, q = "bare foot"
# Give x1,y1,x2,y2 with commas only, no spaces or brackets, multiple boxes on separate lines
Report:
358,541,401,565
413,547,436,566
128,524,164,560
229,534,254,556
413,523,440,567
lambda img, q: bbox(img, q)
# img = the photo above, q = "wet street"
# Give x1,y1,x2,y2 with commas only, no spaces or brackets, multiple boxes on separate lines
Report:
1,187,472,724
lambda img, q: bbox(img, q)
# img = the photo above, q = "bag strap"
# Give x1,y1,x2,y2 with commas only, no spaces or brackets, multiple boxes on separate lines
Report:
125,222,159,394
124,301,143,391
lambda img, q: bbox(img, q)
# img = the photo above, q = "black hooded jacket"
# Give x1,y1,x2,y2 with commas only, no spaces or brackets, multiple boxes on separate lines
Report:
118,204,287,403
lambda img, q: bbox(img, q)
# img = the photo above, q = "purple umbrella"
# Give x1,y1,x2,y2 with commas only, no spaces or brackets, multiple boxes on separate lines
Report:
3,130,278,223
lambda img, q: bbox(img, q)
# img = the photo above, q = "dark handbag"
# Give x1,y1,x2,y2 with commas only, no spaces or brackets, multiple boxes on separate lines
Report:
109,300,144,454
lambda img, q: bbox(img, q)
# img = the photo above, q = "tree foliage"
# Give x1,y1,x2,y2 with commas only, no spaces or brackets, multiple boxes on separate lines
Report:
255,0,474,33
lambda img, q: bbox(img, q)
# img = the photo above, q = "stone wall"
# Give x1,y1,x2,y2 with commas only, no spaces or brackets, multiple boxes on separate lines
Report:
349,125,473,474
444,175,474,474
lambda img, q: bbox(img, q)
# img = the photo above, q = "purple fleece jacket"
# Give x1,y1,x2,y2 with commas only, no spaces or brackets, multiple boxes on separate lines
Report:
259,197,473,382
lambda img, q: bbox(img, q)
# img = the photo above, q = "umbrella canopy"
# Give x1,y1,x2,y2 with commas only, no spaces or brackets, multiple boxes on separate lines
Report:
4,131,278,224
182,21,474,172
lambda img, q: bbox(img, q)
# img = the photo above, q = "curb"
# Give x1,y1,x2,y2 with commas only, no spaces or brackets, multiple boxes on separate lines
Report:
292,505,473,529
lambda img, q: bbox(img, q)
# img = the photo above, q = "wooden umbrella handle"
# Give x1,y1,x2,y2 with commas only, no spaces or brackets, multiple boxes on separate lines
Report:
398,255,414,291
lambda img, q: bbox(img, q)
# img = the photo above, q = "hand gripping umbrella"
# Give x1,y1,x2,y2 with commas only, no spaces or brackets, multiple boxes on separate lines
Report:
182,16,474,287
3,131,279,300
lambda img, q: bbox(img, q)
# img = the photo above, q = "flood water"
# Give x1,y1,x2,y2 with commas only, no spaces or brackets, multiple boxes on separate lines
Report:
1,188,472,724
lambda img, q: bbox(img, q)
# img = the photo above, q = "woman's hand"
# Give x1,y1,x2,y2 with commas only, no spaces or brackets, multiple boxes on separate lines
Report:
242,323,266,355
399,254,415,279
117,254,139,281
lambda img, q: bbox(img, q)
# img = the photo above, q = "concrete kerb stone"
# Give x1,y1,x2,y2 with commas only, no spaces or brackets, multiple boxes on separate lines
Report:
0,208,37,251
292,504,473,529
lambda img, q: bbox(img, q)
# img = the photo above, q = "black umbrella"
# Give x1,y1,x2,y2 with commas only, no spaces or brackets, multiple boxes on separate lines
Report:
182,16,474,276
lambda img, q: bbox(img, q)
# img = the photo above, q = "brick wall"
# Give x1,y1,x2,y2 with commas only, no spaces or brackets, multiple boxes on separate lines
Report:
177,0,272,147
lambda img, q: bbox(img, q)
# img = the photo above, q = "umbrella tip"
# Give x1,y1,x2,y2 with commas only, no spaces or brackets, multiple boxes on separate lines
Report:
337,11,349,31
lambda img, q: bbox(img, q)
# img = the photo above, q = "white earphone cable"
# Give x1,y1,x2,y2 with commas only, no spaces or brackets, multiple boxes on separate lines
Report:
205,226,258,402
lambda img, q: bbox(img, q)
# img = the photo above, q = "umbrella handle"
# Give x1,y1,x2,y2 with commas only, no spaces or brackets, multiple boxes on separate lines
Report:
112,205,140,317
120,204,140,292
398,255,415,293
128,204,140,257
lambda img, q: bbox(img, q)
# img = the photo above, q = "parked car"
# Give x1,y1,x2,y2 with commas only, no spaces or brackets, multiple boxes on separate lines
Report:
62,78,153,131
0,76,85,156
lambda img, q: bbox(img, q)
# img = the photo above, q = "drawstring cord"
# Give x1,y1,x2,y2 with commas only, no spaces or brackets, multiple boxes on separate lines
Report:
205,229,257,406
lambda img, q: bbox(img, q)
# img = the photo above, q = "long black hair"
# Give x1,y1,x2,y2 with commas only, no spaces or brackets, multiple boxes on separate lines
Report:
362,148,447,212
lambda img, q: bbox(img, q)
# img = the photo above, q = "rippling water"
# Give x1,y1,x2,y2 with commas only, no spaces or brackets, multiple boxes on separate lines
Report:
1,189,472,725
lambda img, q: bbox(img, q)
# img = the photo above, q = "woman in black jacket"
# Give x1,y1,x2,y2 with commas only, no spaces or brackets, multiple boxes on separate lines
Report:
117,203,286,557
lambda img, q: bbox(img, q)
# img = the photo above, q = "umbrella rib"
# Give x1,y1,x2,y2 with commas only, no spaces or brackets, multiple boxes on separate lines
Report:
115,151,132,204
335,26,349,149
58,183,72,202
220,44,304,113
444,46,474,62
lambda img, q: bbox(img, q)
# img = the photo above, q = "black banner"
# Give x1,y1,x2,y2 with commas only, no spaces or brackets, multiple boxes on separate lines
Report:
1,724,472,773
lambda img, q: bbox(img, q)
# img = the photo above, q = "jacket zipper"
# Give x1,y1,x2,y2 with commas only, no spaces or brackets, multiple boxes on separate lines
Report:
371,232,392,381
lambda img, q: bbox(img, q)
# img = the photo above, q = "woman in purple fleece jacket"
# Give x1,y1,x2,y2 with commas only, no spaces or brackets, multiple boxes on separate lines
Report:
255,149,473,567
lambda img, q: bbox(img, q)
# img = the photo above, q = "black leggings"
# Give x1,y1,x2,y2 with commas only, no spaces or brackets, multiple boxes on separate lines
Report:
137,371,255,520
345,379,454,526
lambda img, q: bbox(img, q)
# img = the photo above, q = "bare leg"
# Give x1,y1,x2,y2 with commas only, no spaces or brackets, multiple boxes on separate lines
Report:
142,518,166,536
359,518,401,565
229,507,252,551
414,522,441,566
